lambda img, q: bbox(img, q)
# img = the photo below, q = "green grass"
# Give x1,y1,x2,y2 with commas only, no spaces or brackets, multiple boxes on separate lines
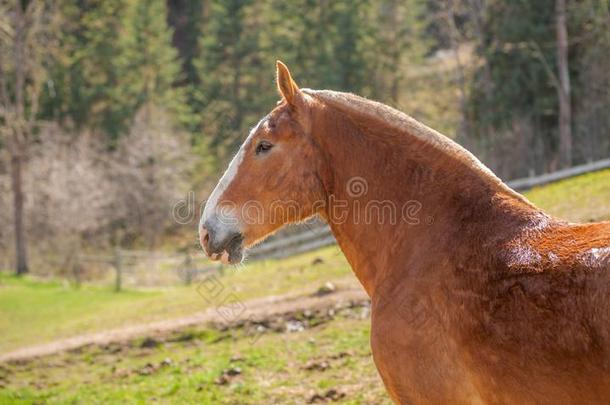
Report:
523,168,610,223
0,246,352,353
0,315,388,404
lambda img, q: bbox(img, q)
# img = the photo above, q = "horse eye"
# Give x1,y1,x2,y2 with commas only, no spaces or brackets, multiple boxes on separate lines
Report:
256,141,273,155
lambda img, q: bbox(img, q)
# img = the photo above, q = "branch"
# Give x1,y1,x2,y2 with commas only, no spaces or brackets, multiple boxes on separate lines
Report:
527,41,561,92
0,60,8,111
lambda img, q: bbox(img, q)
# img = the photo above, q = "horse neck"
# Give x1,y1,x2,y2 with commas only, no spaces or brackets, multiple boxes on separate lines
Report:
311,104,543,297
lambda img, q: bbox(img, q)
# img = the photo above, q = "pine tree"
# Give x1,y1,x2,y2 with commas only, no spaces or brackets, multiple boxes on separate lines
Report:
167,0,207,86
468,0,560,175
40,0,126,136
371,0,427,104
117,0,192,133
40,0,189,141
277,0,376,95
0,0,59,275
193,0,272,158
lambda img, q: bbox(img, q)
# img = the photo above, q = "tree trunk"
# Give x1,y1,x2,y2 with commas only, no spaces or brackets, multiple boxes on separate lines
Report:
388,0,400,105
11,3,29,275
556,0,572,168
446,0,470,138
11,150,29,275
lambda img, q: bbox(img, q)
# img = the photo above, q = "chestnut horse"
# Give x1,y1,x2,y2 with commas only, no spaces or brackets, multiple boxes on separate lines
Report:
200,61,610,404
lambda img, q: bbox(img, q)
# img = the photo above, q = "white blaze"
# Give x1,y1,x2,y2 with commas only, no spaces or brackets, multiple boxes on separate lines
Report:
201,118,266,226
202,148,245,223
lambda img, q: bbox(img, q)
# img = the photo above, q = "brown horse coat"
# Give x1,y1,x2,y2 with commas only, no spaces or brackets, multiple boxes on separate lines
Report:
200,62,610,404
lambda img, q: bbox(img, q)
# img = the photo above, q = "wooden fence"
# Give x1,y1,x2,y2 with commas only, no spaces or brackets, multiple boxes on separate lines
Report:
506,157,610,191
77,249,222,291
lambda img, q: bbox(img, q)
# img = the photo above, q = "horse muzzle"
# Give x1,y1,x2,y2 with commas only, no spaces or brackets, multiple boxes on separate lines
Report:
199,215,244,264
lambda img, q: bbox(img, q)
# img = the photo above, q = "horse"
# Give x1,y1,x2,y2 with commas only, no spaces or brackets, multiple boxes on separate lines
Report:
199,61,610,404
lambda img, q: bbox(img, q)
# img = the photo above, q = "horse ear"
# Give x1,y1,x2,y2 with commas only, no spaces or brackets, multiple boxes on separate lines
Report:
276,60,299,105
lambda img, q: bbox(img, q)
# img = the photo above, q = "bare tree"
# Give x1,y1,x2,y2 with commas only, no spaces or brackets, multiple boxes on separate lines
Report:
436,0,471,138
0,0,57,274
110,104,195,247
556,0,572,168
25,126,116,270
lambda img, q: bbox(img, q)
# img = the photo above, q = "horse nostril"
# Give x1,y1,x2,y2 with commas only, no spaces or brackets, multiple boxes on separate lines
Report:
200,215,243,259
199,227,210,253
228,232,242,244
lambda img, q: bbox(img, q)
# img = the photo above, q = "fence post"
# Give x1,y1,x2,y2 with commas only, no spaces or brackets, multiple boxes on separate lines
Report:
71,251,82,288
184,254,193,286
114,248,122,292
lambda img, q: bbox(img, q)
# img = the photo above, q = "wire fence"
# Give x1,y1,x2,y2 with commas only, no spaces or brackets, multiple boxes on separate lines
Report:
74,250,224,291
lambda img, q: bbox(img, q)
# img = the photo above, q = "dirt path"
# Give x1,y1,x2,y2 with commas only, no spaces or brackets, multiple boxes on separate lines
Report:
0,284,368,363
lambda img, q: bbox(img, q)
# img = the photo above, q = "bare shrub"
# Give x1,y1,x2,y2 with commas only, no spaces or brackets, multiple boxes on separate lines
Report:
0,105,195,276
22,125,113,275
109,105,195,247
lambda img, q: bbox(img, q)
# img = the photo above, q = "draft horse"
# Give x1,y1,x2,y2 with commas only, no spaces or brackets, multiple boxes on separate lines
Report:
200,61,610,404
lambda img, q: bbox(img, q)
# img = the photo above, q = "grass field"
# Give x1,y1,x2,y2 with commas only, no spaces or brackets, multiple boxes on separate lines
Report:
0,168,609,404
524,168,610,223
0,247,352,354
0,307,388,404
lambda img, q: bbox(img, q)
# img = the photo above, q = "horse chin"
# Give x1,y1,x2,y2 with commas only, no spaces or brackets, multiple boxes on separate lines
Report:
208,243,244,264
206,232,245,265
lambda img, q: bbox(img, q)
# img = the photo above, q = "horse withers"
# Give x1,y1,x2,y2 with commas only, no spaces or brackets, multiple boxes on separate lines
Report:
200,61,610,404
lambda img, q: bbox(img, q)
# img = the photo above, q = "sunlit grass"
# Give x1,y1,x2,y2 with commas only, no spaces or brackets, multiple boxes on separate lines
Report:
0,317,389,404
523,168,610,223
0,246,352,353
